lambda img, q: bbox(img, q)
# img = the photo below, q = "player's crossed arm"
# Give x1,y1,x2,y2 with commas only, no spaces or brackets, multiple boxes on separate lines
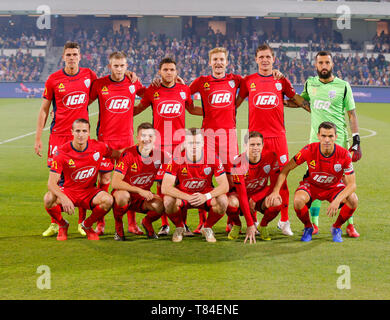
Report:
285,94,311,112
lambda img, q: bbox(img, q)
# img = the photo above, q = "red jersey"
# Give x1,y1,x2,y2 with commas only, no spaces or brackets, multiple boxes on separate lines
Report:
190,73,242,130
50,139,111,191
294,142,354,189
165,152,225,193
90,75,145,141
43,68,97,136
140,84,193,147
114,145,165,191
232,151,279,197
239,74,296,138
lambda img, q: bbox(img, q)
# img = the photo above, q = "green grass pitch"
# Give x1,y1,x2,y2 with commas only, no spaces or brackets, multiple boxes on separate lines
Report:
0,98,389,300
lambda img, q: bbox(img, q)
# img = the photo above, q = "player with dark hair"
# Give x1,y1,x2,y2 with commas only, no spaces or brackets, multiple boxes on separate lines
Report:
134,57,200,237
111,123,166,240
286,50,361,237
236,43,306,237
161,128,230,243
267,122,358,242
89,51,145,236
227,131,282,241
43,118,122,241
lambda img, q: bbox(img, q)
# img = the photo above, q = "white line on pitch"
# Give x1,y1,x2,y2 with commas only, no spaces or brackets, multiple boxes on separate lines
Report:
0,112,98,145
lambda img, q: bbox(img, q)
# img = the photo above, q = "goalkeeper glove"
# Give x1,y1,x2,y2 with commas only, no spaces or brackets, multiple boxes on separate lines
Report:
349,134,362,162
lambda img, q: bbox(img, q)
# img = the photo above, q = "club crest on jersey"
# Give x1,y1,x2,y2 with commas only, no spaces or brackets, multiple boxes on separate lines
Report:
129,85,135,94
181,167,188,175
84,79,91,88
204,167,212,175
334,163,342,172
250,83,256,91
229,80,235,88
180,91,186,100
309,160,316,168
263,165,271,174
275,82,282,91
280,155,287,164
154,92,160,99
203,82,210,90
131,163,138,172
93,152,100,161
328,90,336,99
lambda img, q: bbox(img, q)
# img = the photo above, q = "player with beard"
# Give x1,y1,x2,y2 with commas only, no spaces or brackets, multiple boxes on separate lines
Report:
286,51,361,237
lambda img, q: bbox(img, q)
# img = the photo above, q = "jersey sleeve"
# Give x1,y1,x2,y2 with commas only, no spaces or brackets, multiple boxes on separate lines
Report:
238,77,249,99
89,79,99,102
100,141,112,158
234,180,254,227
135,80,146,97
189,77,201,95
43,77,54,101
343,153,354,175
185,86,194,107
268,153,281,187
90,70,98,83
114,151,130,175
343,82,356,112
282,77,296,99
214,156,226,177
293,145,311,165
50,151,63,174
140,87,152,107
233,74,244,88
300,80,310,101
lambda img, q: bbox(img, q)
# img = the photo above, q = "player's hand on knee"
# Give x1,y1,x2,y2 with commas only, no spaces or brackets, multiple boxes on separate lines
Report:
140,190,154,201
189,193,206,207
244,225,257,244
60,196,75,215
326,200,340,217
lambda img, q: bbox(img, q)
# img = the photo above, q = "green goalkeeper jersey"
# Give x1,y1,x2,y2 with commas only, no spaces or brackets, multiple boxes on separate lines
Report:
301,76,355,148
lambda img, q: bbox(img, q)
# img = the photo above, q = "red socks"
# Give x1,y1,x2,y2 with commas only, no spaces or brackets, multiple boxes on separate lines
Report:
45,205,67,226
226,205,242,226
167,208,185,228
280,181,289,222
198,209,207,224
204,208,224,228
333,205,356,228
84,205,109,228
295,205,312,228
260,205,282,227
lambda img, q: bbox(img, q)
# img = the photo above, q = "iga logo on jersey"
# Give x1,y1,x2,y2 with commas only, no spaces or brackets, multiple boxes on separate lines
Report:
208,90,233,108
246,178,267,191
71,166,97,181
62,91,87,109
253,92,279,109
311,172,336,184
183,178,207,191
157,100,183,118
106,96,131,113
130,173,154,186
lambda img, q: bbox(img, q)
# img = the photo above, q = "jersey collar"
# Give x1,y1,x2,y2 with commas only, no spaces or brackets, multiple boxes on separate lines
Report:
70,141,89,153
62,68,80,77
109,75,126,83
319,143,336,158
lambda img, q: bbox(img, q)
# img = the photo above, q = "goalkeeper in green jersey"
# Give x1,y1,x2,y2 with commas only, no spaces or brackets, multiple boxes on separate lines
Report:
286,51,362,237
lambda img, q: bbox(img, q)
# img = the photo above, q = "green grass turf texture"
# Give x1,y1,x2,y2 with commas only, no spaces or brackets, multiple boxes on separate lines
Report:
0,98,389,300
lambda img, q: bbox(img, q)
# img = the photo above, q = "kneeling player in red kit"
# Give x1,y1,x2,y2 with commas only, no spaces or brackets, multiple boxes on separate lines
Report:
227,131,282,241
43,118,122,241
161,128,229,243
111,123,166,241
268,121,358,242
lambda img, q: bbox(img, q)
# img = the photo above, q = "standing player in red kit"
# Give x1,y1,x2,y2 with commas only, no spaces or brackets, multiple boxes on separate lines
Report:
35,42,97,237
43,118,122,241
236,44,304,237
161,128,230,243
111,123,166,240
89,51,145,236
134,57,201,236
267,122,358,242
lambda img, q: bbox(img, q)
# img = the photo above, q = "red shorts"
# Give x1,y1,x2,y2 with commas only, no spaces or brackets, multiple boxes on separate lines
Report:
47,134,73,167
112,190,148,213
263,136,289,168
99,137,134,172
61,186,102,210
296,180,346,204
204,128,239,173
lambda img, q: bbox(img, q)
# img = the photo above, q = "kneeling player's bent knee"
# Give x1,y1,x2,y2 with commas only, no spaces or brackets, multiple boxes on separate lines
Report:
43,191,57,208
114,190,130,207
346,193,358,209
294,191,309,210
96,192,113,210
163,196,177,213
228,195,240,209
214,194,228,214
149,197,164,214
